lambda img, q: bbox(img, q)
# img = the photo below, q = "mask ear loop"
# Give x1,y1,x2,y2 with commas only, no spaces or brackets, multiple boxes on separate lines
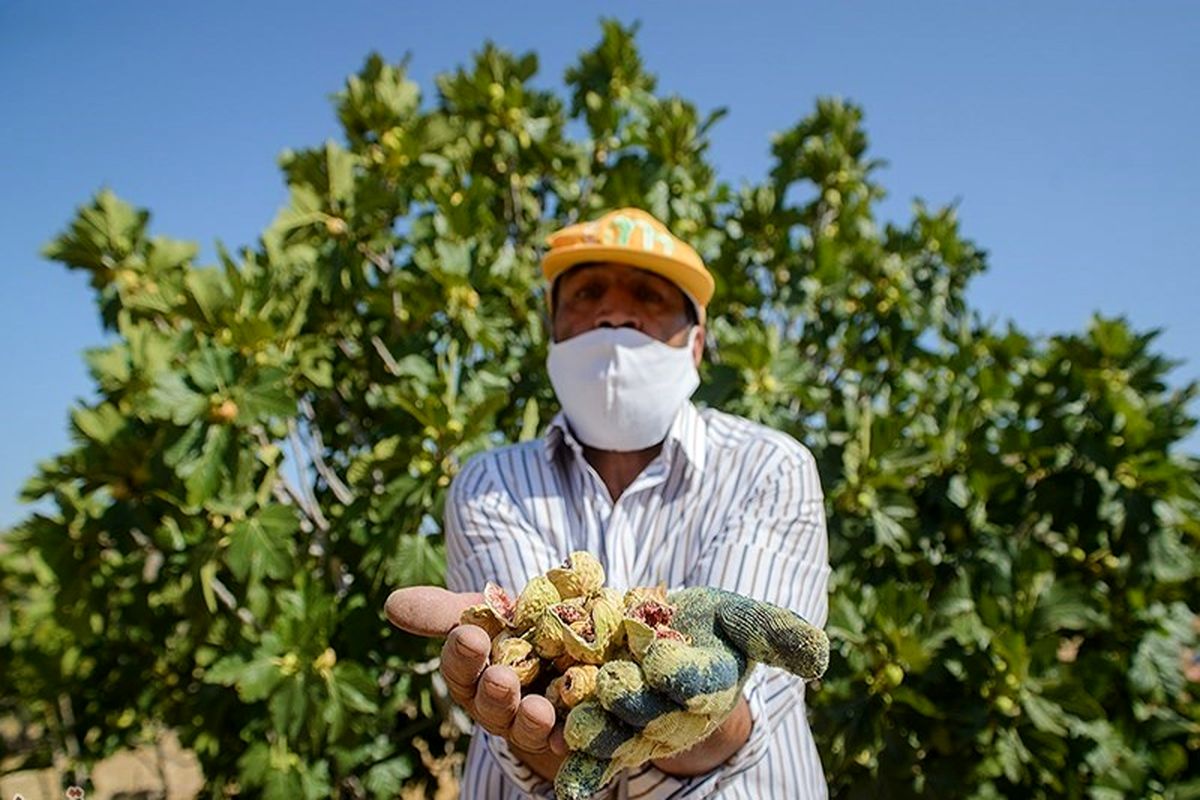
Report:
680,290,710,359
699,323,719,365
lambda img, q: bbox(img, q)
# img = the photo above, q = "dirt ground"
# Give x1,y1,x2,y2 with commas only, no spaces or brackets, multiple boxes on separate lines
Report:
0,729,462,799
0,730,203,800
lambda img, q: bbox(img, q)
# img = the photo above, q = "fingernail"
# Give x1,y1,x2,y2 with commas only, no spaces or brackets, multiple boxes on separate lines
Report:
485,676,509,699
456,637,481,658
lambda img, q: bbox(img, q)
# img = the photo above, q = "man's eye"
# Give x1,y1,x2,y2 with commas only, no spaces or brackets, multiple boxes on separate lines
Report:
637,287,664,303
574,284,601,301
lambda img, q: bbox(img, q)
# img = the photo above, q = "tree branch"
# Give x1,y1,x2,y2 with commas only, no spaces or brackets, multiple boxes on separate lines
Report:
251,425,328,531
209,573,258,630
298,396,355,505
56,693,87,788
358,242,394,275
371,334,401,375
288,419,331,532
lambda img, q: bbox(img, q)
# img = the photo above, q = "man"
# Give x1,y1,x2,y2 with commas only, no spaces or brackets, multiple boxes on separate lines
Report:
387,208,831,798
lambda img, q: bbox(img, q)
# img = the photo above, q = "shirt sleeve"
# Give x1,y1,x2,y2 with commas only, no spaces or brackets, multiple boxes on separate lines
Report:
687,442,831,626
443,452,564,797
673,442,831,795
481,730,558,798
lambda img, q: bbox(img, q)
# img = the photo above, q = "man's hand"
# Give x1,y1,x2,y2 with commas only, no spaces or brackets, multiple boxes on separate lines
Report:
384,587,568,781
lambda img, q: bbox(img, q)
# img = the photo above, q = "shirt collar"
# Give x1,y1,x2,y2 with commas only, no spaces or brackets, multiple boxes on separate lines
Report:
543,401,708,473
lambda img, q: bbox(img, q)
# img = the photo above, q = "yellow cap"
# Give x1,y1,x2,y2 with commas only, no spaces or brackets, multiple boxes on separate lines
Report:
541,208,714,320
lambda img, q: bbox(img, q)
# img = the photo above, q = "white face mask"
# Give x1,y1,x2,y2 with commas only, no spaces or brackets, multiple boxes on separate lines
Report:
547,326,701,452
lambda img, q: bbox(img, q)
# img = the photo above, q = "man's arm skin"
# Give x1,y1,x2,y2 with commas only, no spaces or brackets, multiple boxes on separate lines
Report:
653,695,752,776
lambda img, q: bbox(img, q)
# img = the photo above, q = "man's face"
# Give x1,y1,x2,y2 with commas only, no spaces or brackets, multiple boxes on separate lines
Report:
552,262,704,363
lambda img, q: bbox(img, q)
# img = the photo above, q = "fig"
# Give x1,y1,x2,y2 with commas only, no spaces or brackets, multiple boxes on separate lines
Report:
547,551,605,599
513,576,561,632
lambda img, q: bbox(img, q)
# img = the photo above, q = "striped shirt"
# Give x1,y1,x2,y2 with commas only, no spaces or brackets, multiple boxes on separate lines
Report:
444,401,831,799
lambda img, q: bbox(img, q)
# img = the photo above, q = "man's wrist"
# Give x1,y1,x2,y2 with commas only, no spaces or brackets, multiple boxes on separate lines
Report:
652,695,753,777
509,740,567,784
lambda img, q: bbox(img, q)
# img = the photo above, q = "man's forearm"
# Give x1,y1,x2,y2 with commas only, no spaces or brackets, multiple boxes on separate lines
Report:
652,695,752,777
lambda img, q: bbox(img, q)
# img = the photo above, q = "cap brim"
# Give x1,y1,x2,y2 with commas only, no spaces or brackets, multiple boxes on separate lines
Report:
542,244,713,317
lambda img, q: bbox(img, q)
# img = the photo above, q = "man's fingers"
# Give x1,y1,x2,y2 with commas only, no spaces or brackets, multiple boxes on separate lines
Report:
384,586,483,637
509,694,557,754
716,595,829,679
441,625,492,706
473,664,521,736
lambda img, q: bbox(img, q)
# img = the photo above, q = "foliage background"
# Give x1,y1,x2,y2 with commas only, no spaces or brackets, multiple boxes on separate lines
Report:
2,20,1199,800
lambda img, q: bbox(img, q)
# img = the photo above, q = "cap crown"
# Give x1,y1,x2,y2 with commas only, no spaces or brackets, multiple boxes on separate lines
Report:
541,208,714,316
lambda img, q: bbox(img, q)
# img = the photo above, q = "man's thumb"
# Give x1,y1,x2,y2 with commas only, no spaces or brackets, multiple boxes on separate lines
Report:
385,586,484,638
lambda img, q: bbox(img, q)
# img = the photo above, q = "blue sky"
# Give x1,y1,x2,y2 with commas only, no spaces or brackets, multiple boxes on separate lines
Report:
2,2,1197,528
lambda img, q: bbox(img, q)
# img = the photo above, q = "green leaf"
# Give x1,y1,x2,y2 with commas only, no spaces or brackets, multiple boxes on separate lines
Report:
299,762,332,800
206,644,290,703
1033,578,1107,633
387,533,446,587
184,424,231,507
1146,527,1195,584
237,741,272,785
323,690,347,741
42,189,148,270
391,354,437,383
870,507,910,549
1129,602,1195,702
1168,778,1200,800
332,661,379,714
519,398,540,442
238,369,295,420
145,235,198,271
364,756,413,797
269,677,308,740
185,266,233,324
226,505,297,581
433,239,471,277
146,371,209,425
70,403,126,445
204,654,248,686
297,345,333,388
891,686,941,718
164,419,206,468
1020,691,1068,736
325,140,356,205
123,316,175,374
199,560,219,613
947,474,970,508
264,769,303,800
83,343,131,391
995,727,1030,784
336,53,422,138
238,655,284,702
187,345,237,391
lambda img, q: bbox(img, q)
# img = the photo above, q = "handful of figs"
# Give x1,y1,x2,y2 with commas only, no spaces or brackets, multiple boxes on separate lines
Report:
459,551,683,715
